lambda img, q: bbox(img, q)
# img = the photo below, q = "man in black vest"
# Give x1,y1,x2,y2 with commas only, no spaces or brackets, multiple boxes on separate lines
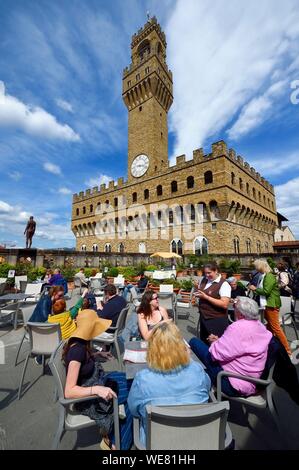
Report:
195,262,231,344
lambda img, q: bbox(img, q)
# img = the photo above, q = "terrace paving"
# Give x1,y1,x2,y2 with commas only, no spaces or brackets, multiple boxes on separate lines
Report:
0,291,299,450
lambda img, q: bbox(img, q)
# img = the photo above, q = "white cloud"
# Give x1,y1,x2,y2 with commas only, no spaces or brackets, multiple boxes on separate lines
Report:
84,173,112,188
56,98,74,113
58,187,72,195
228,80,287,140
250,151,299,177
167,0,299,159
0,197,74,246
44,162,62,175
0,81,80,141
275,177,299,238
0,201,14,213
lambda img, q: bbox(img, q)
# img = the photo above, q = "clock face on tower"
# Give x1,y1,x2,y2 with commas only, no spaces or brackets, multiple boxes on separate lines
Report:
131,154,149,177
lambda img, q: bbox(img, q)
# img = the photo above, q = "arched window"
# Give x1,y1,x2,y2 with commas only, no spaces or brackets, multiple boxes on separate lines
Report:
252,188,256,200
104,243,111,253
92,244,98,252
144,189,149,200
231,172,235,185
265,242,269,252
258,191,261,202
209,201,220,220
118,243,125,253
187,176,194,189
194,236,208,255
114,197,118,207
76,208,79,216
204,171,213,184
169,209,173,225
257,240,261,254
198,202,209,221
233,237,240,254
105,200,109,208
138,39,150,61
239,178,243,190
132,192,137,203
171,181,178,193
246,239,251,254
171,239,183,255
190,204,195,222
157,185,163,196
83,206,86,214
81,244,87,252
90,204,93,213
246,182,250,194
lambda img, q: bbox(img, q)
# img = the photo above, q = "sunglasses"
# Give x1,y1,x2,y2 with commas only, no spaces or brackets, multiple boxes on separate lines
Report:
151,296,158,301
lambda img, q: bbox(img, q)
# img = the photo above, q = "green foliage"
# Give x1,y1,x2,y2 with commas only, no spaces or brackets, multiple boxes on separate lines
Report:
161,278,181,288
118,266,138,278
61,267,77,281
179,279,194,291
0,263,15,278
267,257,276,270
135,262,147,274
145,264,158,271
219,259,241,276
148,279,160,287
26,267,47,282
107,267,119,277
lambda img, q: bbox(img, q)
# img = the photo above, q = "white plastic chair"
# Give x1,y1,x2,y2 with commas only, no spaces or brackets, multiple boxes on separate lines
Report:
49,341,120,450
18,322,62,399
92,305,130,369
134,401,231,450
157,293,176,323
22,283,43,302
279,296,298,340
14,304,37,365
15,275,28,291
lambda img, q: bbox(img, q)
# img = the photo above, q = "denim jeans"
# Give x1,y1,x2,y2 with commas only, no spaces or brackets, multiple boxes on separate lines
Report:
189,338,238,397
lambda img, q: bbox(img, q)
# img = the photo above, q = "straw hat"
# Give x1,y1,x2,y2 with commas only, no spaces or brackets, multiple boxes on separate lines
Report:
69,309,112,341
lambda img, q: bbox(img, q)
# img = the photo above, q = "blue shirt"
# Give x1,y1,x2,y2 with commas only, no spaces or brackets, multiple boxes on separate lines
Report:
128,360,211,447
98,295,127,327
29,293,52,322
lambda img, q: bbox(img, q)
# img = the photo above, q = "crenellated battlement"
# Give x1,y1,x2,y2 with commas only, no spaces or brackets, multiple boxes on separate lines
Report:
73,140,273,202
131,16,166,49
167,140,273,192
73,177,129,201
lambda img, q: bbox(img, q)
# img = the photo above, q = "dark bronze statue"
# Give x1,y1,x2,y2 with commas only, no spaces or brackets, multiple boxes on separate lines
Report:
24,216,36,249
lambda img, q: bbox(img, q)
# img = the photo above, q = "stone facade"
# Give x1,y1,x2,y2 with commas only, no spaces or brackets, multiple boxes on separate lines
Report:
71,17,278,256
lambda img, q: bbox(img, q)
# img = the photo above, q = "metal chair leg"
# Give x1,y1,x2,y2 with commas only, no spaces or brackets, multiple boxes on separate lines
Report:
18,353,30,399
51,406,65,450
15,332,26,366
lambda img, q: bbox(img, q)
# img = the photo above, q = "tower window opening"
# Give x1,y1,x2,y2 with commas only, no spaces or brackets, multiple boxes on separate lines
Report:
139,106,142,112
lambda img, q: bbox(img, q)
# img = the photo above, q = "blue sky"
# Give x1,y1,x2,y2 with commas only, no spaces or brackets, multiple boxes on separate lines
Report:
0,0,299,248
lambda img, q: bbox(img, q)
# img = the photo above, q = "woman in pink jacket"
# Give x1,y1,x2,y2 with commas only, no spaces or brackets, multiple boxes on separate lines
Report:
190,296,272,396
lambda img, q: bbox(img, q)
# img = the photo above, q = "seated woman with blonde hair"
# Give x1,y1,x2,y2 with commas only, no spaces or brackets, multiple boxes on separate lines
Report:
137,289,169,340
128,321,211,447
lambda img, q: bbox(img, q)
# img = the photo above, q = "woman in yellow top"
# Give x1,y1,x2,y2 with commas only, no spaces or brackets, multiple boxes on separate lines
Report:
48,289,89,339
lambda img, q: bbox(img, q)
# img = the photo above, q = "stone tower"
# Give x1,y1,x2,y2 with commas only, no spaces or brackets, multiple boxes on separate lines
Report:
122,16,173,182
